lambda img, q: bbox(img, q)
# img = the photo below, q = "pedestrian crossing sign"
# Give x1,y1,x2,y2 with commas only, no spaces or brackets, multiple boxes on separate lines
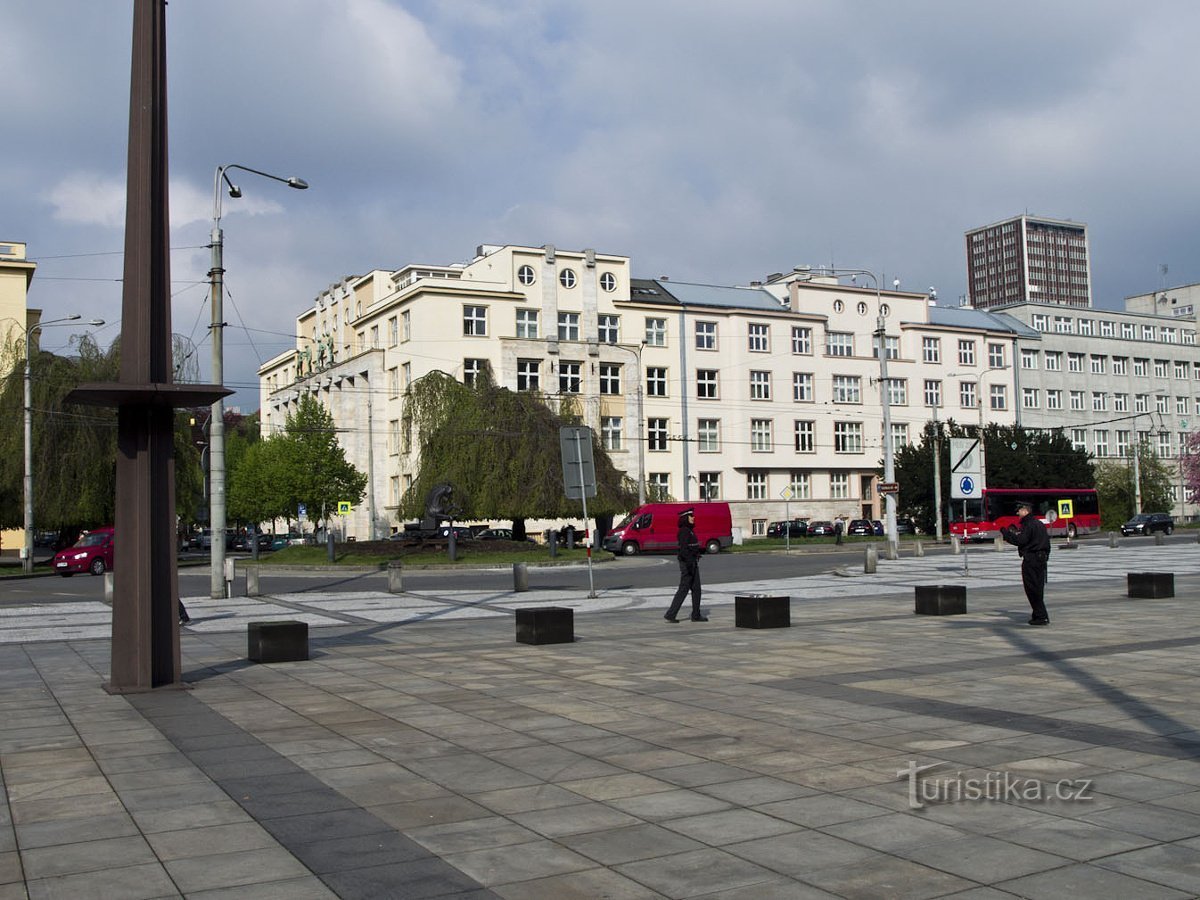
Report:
1058,499,1073,519
338,501,352,516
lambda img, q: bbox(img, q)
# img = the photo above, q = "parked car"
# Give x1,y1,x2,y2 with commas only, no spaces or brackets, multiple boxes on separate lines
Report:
871,520,884,535
53,526,115,577
767,519,808,538
807,520,835,536
847,519,874,536
895,517,918,535
1121,513,1174,536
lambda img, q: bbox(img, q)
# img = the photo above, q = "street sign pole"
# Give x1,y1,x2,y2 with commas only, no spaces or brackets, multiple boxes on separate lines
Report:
573,428,596,599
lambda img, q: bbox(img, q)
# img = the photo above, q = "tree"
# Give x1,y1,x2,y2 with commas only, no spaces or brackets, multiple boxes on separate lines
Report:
398,370,638,534
1096,443,1175,528
892,420,1094,535
227,395,365,531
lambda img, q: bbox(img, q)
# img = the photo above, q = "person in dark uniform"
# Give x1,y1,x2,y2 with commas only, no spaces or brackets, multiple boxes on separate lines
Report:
665,509,707,622
1001,499,1051,626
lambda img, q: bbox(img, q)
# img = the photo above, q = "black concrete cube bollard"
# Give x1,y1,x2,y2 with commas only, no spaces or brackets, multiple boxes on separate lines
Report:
915,584,967,615
248,620,309,663
735,594,790,628
516,607,573,644
1127,572,1174,599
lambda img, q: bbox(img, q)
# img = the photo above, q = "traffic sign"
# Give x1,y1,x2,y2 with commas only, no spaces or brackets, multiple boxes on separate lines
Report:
1057,499,1074,520
877,481,899,496
953,474,980,501
559,426,597,500
337,501,352,516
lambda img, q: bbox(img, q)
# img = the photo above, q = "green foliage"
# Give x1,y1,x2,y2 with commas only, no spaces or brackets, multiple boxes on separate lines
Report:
228,395,366,528
398,370,638,523
892,420,1095,534
1095,443,1175,527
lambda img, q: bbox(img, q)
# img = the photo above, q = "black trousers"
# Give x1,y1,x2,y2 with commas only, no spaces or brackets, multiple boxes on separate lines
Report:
667,559,702,618
1021,555,1049,621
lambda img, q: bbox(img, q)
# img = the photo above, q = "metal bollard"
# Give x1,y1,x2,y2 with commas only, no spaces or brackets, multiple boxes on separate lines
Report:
548,531,558,558
951,535,961,554
914,540,924,557
104,571,114,605
864,544,877,574
884,541,897,560
1155,532,1165,546
224,557,236,597
448,531,457,562
994,535,1004,551
1110,531,1119,548
513,562,529,592
246,567,260,597
387,560,404,594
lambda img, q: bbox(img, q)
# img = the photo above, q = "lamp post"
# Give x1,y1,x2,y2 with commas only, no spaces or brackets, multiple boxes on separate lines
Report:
611,342,646,505
23,315,105,574
209,163,307,599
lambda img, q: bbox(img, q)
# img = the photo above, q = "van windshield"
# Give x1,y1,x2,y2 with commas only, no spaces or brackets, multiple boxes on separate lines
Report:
613,515,634,530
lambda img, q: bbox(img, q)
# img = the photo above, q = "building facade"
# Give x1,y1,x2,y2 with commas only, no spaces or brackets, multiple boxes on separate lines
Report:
1,241,38,554
965,215,1092,310
259,244,1026,539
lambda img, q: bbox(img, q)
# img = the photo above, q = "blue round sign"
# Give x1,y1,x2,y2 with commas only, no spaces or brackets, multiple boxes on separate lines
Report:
959,475,975,495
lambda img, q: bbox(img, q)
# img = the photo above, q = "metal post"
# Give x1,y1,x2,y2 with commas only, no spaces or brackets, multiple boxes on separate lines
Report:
209,212,227,599
574,429,596,598
876,309,898,559
1132,434,1143,514
366,390,377,539
932,405,943,542
22,331,33,575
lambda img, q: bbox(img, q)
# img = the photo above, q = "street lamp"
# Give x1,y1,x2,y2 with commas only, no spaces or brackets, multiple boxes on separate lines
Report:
23,315,105,574
610,342,646,505
209,163,307,599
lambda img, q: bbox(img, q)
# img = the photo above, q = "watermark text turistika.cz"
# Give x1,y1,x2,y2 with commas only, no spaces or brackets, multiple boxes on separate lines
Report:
898,761,1094,810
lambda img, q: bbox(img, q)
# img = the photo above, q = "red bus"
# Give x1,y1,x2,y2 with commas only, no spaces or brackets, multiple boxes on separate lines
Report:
950,487,1100,542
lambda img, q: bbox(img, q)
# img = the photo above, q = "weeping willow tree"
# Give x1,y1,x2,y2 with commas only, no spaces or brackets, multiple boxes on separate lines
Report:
398,368,638,536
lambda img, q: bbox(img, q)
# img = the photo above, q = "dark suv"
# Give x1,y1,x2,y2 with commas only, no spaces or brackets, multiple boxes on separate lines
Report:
767,519,807,538
847,519,875,536
1121,513,1174,536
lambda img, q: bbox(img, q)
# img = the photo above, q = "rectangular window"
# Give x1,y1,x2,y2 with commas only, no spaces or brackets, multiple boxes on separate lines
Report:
834,421,863,453
388,419,400,455
747,472,768,500
1093,430,1109,457
516,359,539,391
1022,388,1038,409
645,317,667,347
599,363,621,395
1116,430,1131,456
1101,320,1114,337
1070,390,1085,411
1090,355,1106,375
1055,316,1073,334
1071,429,1087,452
369,324,380,348
402,310,411,342
515,308,539,339
1045,352,1061,371
891,422,909,449
748,322,770,352
794,420,815,453
1143,325,1156,341
749,370,771,400
826,332,854,357
463,358,486,387
872,335,900,360
1021,348,1038,369
601,416,623,451
1135,394,1148,413
791,326,812,355
1156,394,1169,414
1178,396,1189,415
646,366,668,397
402,362,411,390
1112,356,1127,375
388,366,399,398
388,316,398,347
648,472,670,496
1032,313,1048,331
924,380,942,407
1068,353,1084,373
886,378,907,406
463,305,487,336
1133,358,1148,376
1046,389,1062,410
1092,392,1107,411
1154,359,1168,378
1122,323,1135,339
558,361,581,394
696,369,718,399
959,382,977,409
750,419,773,452
832,375,861,404
698,472,721,500
1078,318,1094,336
558,312,580,341
695,321,717,350
597,314,619,344
789,471,811,499
403,419,412,454
697,418,720,452
792,372,814,402
647,418,668,452
830,472,850,499
989,384,1007,410
1157,432,1172,457
1176,361,1189,380
922,337,941,363
1113,393,1128,412
957,339,976,366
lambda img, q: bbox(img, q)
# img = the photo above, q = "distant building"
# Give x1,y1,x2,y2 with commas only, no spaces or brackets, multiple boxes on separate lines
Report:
965,215,1092,310
1125,283,1200,320
0,241,37,555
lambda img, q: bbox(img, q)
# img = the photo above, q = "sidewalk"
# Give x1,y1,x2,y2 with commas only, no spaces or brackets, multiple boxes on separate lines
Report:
3,547,1200,898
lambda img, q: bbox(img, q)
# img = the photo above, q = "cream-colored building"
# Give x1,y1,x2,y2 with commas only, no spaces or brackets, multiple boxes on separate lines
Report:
259,243,1024,539
1,241,38,554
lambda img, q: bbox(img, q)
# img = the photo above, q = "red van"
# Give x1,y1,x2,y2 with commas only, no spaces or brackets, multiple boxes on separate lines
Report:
52,526,115,576
603,502,733,556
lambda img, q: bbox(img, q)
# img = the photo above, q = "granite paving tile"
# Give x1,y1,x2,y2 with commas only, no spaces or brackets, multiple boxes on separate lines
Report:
442,839,596,885
19,835,158,879
725,830,884,875
558,822,705,866
144,822,280,860
24,862,178,900
406,816,543,855
996,862,1190,899
616,847,780,897
798,855,975,900
1092,842,1200,894
491,866,665,899
896,833,1069,882
181,874,339,899
510,801,643,837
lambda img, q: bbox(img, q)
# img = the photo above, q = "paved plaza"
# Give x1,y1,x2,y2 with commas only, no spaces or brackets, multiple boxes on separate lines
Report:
3,544,1200,898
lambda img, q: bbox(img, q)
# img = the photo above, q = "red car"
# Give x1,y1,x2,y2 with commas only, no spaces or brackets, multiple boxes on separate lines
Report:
52,526,115,576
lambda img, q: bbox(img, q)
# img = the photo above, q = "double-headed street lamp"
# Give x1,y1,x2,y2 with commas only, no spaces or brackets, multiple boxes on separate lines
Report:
209,163,307,599
24,314,105,574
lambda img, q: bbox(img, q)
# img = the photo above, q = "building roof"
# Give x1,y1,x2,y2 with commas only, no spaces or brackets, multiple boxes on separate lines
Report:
926,304,1041,338
630,278,785,312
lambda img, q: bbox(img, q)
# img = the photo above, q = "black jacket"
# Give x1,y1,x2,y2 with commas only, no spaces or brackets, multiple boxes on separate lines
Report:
1002,513,1051,559
676,524,701,563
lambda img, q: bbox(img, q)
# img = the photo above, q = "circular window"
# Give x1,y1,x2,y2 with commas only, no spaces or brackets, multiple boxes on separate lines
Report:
559,269,577,289
880,303,890,317
517,265,536,286
599,272,617,292
857,301,868,315
833,299,844,313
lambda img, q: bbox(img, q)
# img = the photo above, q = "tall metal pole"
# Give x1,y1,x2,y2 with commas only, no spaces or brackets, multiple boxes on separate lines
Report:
209,210,227,599
932,404,943,542
876,308,898,558
22,331,34,576
367,390,377,539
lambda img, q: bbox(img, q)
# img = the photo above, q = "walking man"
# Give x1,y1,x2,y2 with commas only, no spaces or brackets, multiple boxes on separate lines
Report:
1001,499,1051,626
665,509,707,622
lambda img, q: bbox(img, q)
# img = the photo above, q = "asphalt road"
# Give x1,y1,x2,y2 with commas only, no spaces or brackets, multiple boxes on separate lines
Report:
4,532,1191,604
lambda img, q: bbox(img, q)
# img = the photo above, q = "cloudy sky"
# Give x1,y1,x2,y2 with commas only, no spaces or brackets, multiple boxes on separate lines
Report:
6,1,1200,409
